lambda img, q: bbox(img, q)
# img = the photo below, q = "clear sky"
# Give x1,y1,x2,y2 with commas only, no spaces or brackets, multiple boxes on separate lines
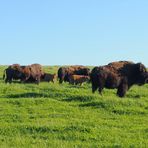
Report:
0,0,148,66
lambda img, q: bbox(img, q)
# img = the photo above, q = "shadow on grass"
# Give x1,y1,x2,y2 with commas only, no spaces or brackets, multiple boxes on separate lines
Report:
6,92,51,98
1,81,22,84
79,101,108,109
5,92,94,103
112,108,146,115
80,101,147,115
62,95,94,102
126,94,141,99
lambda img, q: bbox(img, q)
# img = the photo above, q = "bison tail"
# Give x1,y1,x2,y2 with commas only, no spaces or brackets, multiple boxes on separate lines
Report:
3,69,6,80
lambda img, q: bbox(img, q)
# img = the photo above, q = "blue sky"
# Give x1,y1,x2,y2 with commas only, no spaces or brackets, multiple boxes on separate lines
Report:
0,0,148,66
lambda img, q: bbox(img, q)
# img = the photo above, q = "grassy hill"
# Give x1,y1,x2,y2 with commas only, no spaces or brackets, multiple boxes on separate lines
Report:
0,66,148,147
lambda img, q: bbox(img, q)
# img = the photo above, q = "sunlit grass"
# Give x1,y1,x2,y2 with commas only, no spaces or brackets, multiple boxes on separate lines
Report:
0,66,148,147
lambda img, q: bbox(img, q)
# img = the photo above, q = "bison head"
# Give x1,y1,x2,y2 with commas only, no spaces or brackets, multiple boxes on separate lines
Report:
135,63,148,85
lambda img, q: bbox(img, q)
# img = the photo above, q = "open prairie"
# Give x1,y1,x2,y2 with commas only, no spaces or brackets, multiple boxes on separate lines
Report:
0,66,148,148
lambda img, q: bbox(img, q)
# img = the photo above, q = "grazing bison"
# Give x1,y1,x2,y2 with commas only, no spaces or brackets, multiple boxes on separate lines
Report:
90,61,148,97
58,66,90,84
19,64,44,84
41,73,57,83
58,67,68,84
69,75,90,86
3,63,44,84
3,64,23,83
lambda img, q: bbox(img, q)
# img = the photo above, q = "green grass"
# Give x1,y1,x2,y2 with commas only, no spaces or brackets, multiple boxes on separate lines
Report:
0,66,148,148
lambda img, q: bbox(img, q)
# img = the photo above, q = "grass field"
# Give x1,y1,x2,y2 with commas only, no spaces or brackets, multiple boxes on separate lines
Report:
0,66,148,148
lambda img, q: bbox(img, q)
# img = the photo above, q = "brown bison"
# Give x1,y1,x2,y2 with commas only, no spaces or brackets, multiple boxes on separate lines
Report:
19,64,44,84
90,61,148,97
41,73,57,83
69,75,90,85
58,66,90,83
3,64,44,84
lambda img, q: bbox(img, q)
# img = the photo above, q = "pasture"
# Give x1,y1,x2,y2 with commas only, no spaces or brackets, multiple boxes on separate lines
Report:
0,66,148,148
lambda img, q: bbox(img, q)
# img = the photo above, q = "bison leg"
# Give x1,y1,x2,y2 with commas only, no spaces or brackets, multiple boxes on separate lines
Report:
97,78,105,95
59,79,63,84
6,76,13,84
8,77,13,84
117,78,128,97
92,84,98,93
75,81,79,85
98,87,103,95
3,70,6,80
36,78,40,85
35,81,40,85
70,80,75,85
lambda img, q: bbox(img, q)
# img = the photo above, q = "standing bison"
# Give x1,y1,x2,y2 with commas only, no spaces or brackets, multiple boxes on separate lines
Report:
41,73,57,83
90,61,148,97
3,63,44,84
3,64,23,83
58,66,90,84
69,75,90,86
19,64,44,84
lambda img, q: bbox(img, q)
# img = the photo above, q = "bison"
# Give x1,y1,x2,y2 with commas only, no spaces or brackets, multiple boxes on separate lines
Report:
3,64,23,83
90,61,148,97
3,67,23,83
3,63,44,84
41,73,57,83
69,75,90,86
19,64,44,84
58,66,90,84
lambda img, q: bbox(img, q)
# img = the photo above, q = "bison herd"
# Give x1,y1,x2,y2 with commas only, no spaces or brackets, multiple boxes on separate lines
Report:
3,61,148,98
